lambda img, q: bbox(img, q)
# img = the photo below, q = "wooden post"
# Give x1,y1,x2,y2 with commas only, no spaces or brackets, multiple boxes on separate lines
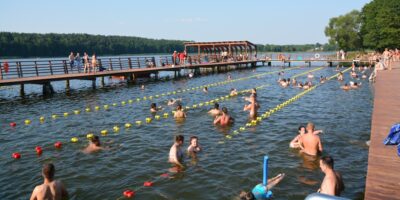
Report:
137,58,140,68
119,57,122,69
20,84,25,96
34,61,39,76
128,58,132,69
92,78,96,89
43,82,54,95
101,76,105,87
109,58,113,71
49,61,53,75
63,60,68,74
66,80,70,90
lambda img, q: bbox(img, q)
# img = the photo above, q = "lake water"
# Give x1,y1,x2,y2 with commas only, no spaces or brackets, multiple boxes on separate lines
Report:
0,62,372,199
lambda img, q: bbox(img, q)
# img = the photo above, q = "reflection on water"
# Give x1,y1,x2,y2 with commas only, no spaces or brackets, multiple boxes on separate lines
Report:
0,65,372,199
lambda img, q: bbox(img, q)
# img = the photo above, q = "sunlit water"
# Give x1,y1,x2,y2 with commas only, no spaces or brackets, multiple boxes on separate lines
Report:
0,63,372,199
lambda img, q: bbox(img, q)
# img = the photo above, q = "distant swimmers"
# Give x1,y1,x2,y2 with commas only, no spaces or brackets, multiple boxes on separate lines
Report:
168,98,182,106
337,72,343,81
203,87,208,93
150,103,162,113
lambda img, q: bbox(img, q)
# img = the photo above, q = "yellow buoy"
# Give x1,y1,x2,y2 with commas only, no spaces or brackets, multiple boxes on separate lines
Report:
63,112,69,117
112,103,117,106
233,130,239,135
74,110,80,115
240,127,246,131
71,137,79,143
104,105,109,109
52,114,58,119
136,121,142,125
95,106,100,110
25,119,31,125
155,115,160,120
85,108,91,112
246,123,252,127
136,98,141,102
143,97,147,100
128,100,133,104
113,126,120,132
226,135,232,139
171,111,176,114
146,118,152,123
39,116,45,122
163,113,169,118
101,130,108,136
86,133,94,139
121,101,126,105
125,123,132,128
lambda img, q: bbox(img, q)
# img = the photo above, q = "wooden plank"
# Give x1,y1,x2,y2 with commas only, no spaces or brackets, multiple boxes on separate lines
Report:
365,61,400,200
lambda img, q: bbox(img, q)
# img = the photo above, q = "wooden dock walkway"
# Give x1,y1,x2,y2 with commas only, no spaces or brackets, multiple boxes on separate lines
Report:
365,61,400,200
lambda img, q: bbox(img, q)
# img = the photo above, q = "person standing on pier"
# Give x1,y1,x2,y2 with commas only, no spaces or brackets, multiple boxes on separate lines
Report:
68,52,74,70
91,53,97,73
172,51,178,66
75,53,81,72
83,52,89,73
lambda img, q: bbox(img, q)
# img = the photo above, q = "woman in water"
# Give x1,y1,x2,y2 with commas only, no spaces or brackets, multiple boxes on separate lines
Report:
187,136,201,156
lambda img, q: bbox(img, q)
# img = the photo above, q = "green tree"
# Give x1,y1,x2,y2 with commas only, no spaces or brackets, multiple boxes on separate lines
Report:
325,10,362,51
360,0,400,50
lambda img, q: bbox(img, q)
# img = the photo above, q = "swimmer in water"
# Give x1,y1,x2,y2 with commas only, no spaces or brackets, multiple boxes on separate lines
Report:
213,107,234,126
239,173,285,200
350,82,361,89
187,136,201,156
243,94,260,119
174,104,186,118
307,72,314,79
82,135,104,154
208,103,222,116
150,103,162,113
203,87,208,93
168,98,182,106
227,74,232,80
141,84,145,90
290,125,323,148
169,135,184,168
341,83,350,90
299,122,323,156
292,78,297,86
29,163,69,200
280,79,288,87
230,88,238,96
337,72,344,81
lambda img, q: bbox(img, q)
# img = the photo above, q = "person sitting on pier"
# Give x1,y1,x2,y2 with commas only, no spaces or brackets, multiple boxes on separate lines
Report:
230,88,238,96
208,103,222,116
29,163,69,200
341,83,350,90
243,94,260,119
299,122,323,156
83,135,104,154
83,52,90,73
214,107,234,126
318,156,345,196
174,104,186,118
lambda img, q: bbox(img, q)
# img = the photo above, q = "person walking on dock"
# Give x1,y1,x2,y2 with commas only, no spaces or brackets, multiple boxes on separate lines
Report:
75,52,81,72
172,51,178,66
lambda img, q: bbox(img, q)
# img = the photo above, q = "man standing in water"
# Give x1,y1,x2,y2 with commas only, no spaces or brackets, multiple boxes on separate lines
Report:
169,135,184,168
318,156,345,196
299,123,323,156
213,107,234,126
243,94,260,119
30,163,68,200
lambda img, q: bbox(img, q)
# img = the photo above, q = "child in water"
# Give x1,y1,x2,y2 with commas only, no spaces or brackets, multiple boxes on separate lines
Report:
187,136,201,155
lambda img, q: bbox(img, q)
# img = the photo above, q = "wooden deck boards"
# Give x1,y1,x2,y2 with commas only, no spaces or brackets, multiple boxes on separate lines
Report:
365,61,400,200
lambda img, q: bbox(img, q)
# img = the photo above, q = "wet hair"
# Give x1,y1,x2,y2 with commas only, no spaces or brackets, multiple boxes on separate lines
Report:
177,104,182,110
320,156,334,169
204,87,208,90
239,191,255,200
190,136,198,143
91,135,101,147
42,163,55,180
306,122,315,132
151,103,156,109
214,103,219,109
298,125,306,131
175,135,184,142
222,107,228,114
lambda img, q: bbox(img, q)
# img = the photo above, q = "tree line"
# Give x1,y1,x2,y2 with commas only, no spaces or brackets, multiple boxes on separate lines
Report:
0,32,338,58
325,0,400,51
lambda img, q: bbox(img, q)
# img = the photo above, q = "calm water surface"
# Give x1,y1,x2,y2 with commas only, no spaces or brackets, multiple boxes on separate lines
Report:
0,64,372,200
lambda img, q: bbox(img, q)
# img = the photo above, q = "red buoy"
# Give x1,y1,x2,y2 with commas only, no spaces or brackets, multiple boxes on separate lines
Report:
35,146,43,155
12,152,21,159
123,190,135,198
54,142,62,149
9,122,16,127
143,181,154,187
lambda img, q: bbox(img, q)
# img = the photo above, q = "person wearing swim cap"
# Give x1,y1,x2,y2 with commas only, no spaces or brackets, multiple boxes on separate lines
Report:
29,163,68,200
83,135,104,154
318,156,345,196
208,103,222,116
213,107,234,126
299,122,323,156
169,135,184,168
174,104,186,118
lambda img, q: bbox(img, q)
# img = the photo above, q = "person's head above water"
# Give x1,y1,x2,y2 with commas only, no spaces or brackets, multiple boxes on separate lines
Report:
298,125,306,134
177,104,182,110
91,135,101,147
320,155,334,171
306,122,315,133
151,103,156,109
175,135,184,145
42,163,55,180
221,107,228,114
214,103,219,109
190,136,198,146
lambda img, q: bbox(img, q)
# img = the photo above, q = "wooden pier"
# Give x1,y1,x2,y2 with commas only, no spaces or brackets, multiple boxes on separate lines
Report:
365,61,400,200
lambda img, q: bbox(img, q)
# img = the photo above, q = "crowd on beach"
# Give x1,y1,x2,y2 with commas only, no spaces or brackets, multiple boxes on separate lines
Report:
24,48,399,200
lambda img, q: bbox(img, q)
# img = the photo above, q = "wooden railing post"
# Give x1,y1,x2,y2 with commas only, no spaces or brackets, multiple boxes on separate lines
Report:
17,62,23,78
34,61,39,76
109,58,113,71
98,59,103,71
152,57,156,67
49,61,53,75
63,60,69,74
137,57,140,68
119,57,122,69
128,58,132,69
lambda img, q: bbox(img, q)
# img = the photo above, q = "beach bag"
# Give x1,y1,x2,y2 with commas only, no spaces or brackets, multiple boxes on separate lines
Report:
383,123,400,145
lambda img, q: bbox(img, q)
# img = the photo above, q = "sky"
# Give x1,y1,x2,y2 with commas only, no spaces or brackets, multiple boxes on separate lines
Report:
0,0,371,45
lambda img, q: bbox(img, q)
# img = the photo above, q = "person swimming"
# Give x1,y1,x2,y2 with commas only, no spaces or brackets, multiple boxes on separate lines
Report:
208,103,222,116
150,103,162,112
168,98,182,106
213,107,234,126
82,135,104,154
203,87,208,93
243,94,260,119
230,88,238,96
169,135,184,168
174,104,186,118
187,136,201,155
337,72,344,81
341,83,350,90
